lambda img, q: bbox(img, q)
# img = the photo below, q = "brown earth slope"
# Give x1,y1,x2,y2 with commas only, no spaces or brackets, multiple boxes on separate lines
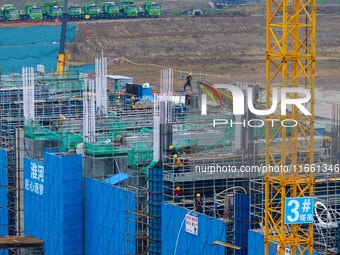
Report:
69,14,340,88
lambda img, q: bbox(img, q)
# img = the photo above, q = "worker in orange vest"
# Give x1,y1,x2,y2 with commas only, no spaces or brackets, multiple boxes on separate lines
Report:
173,154,182,176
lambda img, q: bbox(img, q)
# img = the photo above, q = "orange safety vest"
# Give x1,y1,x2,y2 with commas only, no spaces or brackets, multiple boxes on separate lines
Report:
174,159,182,167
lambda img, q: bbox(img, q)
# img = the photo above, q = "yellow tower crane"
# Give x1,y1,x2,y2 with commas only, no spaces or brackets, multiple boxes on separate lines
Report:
56,0,71,75
264,0,315,253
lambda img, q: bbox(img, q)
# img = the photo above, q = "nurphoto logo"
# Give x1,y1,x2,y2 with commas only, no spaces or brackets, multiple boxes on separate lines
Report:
201,84,312,128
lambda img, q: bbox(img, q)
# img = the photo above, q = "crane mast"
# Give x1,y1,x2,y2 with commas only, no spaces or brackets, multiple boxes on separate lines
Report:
264,0,316,253
56,0,70,75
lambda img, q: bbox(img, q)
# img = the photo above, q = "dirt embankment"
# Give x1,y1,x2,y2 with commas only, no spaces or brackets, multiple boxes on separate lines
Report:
69,14,340,87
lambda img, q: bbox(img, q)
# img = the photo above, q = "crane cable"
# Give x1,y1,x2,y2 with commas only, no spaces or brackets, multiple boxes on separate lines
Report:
111,56,240,83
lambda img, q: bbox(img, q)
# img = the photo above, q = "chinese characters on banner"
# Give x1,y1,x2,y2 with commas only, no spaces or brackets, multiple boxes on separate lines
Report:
25,160,44,196
185,215,198,235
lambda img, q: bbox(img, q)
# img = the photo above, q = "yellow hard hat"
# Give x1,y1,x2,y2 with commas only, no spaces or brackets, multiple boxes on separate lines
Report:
131,96,135,100
176,186,180,191
173,154,178,159
196,193,200,198
189,73,192,76
169,145,174,150
132,105,136,109
117,95,120,99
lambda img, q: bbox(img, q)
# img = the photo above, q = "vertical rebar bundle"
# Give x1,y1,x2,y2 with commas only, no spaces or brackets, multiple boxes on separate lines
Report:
95,57,108,117
153,69,174,161
234,82,248,151
160,68,173,97
22,67,35,122
83,79,96,143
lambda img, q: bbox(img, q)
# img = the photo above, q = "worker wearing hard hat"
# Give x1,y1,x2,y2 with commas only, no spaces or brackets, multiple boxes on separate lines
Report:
183,73,192,91
166,145,178,156
195,193,203,213
173,186,181,203
131,96,135,109
173,154,183,177
116,94,121,105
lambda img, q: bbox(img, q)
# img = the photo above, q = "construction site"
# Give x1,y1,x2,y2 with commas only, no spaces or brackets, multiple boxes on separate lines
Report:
0,0,340,255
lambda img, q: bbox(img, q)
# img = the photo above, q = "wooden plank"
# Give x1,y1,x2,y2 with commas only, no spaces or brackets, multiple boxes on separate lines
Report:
214,241,242,250
0,236,43,249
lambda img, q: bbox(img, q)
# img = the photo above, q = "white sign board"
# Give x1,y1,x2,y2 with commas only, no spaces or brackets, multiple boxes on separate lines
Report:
277,245,291,255
185,215,198,235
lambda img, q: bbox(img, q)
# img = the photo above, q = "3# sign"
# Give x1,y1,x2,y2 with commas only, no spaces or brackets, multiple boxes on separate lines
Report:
284,197,314,224
185,215,198,235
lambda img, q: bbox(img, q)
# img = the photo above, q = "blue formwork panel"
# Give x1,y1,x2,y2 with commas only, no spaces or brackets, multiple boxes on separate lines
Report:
339,227,340,252
248,230,320,255
84,178,136,255
162,203,226,255
24,152,82,255
148,168,163,254
0,150,8,255
0,150,8,238
234,193,252,255
314,127,325,136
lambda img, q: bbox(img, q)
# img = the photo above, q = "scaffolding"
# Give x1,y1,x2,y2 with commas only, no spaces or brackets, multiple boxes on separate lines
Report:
0,57,339,255
0,71,86,253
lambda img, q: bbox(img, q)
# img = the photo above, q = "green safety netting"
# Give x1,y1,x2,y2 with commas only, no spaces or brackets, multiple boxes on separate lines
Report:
69,64,95,74
108,121,128,139
128,142,153,169
24,122,60,140
60,132,83,152
85,142,115,156
136,128,152,135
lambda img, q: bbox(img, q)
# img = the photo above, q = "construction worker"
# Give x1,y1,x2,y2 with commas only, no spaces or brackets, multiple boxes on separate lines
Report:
131,95,135,107
57,114,67,129
165,145,178,156
173,186,181,203
195,193,203,213
186,94,191,107
173,154,183,176
183,73,192,91
323,136,331,156
116,94,121,105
